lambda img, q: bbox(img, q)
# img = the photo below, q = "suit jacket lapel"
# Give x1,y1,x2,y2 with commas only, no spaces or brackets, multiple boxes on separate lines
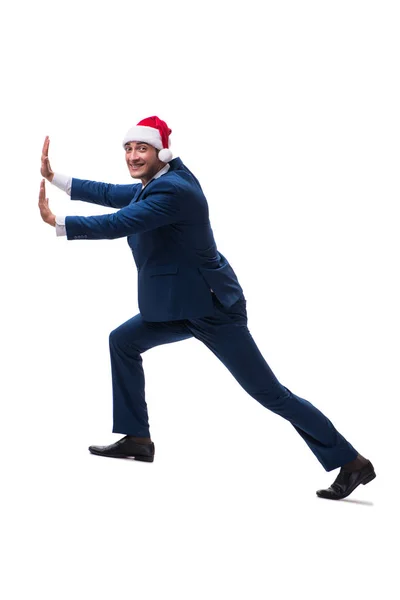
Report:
132,162,178,204
133,178,159,203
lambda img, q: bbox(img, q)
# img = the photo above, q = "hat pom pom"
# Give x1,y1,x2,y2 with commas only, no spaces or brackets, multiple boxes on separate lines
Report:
158,148,173,163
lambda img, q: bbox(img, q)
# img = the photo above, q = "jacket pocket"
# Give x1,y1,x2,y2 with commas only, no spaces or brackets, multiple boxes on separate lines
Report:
147,264,179,277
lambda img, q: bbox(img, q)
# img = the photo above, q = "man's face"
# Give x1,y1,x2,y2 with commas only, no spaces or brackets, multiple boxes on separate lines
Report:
124,141,165,185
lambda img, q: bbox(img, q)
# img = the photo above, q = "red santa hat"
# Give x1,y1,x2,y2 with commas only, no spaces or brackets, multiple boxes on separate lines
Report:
122,116,173,162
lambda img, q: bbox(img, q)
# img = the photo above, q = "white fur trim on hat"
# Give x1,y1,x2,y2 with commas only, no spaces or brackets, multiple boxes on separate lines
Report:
122,126,163,150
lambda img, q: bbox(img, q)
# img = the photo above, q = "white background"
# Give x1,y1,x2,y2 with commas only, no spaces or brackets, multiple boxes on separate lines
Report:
1,0,399,598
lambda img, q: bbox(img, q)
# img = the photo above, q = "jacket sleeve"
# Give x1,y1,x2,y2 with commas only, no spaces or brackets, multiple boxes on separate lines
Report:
70,178,141,208
65,184,184,240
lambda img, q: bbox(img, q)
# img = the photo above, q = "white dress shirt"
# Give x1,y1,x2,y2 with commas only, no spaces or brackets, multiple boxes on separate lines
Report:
52,163,171,237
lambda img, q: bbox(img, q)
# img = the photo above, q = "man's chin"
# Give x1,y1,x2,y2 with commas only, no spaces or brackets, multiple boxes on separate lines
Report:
129,170,144,180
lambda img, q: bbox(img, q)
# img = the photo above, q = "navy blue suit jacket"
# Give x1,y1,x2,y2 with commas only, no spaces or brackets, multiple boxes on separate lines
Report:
66,157,244,321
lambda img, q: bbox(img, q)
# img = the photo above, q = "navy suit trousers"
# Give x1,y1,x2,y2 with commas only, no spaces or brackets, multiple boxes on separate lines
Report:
109,293,358,471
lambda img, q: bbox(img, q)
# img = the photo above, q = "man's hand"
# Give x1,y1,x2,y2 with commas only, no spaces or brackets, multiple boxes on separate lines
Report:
41,136,54,182
38,179,56,227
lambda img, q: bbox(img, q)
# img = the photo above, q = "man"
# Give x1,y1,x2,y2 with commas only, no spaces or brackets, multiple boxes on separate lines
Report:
38,115,376,500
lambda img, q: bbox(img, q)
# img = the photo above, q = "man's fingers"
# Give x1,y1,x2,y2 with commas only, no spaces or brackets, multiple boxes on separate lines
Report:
39,179,45,202
42,136,49,157
38,180,51,221
41,137,50,168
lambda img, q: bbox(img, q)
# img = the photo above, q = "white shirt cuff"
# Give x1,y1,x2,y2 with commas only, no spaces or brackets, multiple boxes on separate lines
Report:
55,216,67,237
51,173,72,196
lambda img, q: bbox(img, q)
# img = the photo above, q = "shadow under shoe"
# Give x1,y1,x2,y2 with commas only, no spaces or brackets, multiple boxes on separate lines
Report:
316,460,376,500
89,435,155,462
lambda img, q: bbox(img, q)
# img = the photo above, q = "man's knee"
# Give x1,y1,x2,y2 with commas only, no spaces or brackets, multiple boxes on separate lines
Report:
109,324,138,352
252,384,289,410
109,326,121,348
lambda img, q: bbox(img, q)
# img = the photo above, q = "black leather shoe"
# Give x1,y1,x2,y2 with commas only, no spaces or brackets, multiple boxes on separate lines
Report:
88,436,155,462
316,460,376,500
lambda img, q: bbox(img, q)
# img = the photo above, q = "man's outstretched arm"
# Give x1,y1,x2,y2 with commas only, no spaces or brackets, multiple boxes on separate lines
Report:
38,179,185,239
65,182,184,240
70,178,141,209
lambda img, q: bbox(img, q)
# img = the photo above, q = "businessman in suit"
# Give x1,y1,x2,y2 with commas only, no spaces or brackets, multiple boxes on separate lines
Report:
38,115,376,500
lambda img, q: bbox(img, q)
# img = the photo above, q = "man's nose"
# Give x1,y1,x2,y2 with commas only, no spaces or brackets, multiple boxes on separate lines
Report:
131,150,141,162
127,150,139,162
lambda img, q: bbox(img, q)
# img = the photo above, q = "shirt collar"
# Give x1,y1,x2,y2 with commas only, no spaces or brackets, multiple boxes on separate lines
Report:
142,163,170,189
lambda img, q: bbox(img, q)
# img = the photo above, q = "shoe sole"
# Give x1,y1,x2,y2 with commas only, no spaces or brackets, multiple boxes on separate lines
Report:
89,449,154,462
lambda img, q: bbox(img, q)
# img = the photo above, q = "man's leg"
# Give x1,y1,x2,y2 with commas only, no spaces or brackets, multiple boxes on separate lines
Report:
186,294,359,472
109,313,193,437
